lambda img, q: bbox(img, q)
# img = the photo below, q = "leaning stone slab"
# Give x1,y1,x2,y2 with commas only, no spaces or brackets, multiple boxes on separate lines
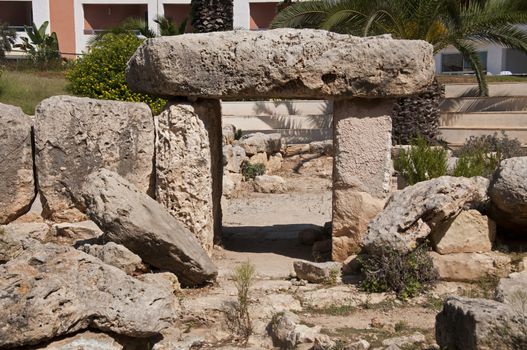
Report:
364,176,490,254
126,29,434,99
75,169,218,286
0,244,176,348
489,157,527,234
436,296,524,350
78,242,147,275
34,96,154,222
0,103,36,224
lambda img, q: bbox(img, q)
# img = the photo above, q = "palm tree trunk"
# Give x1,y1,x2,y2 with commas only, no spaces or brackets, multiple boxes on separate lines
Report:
392,79,444,145
191,0,233,33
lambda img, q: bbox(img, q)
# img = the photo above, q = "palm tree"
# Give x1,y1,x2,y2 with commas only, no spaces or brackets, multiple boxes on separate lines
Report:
271,0,527,96
190,0,233,33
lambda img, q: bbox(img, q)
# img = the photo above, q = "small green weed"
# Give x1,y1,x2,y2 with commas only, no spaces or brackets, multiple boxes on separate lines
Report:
241,161,266,180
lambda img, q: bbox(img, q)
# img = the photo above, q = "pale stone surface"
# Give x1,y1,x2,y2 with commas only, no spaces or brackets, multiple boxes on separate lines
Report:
50,220,103,245
0,222,49,262
126,29,434,99
155,102,214,252
495,270,527,304
347,339,371,350
0,244,176,348
78,242,147,275
333,99,393,198
0,103,35,224
249,151,268,166
34,331,125,350
429,251,511,282
293,260,341,283
223,144,246,173
364,176,490,254
436,296,523,350
268,311,334,349
222,173,242,198
266,153,283,174
137,272,181,294
253,175,287,193
309,140,333,155
431,209,496,254
489,156,527,234
382,332,426,347
222,124,236,145
332,190,385,260
239,132,281,156
75,169,218,286
34,96,154,222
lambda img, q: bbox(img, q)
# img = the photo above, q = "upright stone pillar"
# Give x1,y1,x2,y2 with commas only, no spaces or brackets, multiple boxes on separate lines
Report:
332,99,394,261
155,99,222,254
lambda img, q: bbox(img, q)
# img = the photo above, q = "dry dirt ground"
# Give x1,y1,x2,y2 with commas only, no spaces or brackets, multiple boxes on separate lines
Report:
170,154,483,349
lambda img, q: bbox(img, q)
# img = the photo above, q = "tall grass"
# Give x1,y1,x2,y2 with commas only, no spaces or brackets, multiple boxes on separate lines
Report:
0,69,68,114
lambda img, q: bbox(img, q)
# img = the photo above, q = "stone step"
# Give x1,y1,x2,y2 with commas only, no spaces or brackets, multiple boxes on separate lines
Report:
440,111,527,127
439,127,527,145
440,96,527,112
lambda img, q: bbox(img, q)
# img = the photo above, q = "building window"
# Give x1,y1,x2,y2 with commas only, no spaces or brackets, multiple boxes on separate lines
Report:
0,1,33,31
441,52,488,73
504,48,527,74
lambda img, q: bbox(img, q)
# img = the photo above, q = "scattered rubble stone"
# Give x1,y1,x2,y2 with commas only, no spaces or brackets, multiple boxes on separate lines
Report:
78,242,147,275
293,260,342,283
253,175,287,193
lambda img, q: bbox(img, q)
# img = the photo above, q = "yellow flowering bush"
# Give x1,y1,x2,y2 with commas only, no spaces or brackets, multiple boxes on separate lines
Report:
66,33,165,114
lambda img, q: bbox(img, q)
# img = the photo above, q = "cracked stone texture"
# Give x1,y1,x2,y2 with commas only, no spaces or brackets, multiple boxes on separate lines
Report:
0,244,176,348
34,96,154,222
126,29,434,99
0,103,36,224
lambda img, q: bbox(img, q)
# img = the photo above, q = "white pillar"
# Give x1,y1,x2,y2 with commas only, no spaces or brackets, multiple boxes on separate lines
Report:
233,0,250,29
32,0,50,31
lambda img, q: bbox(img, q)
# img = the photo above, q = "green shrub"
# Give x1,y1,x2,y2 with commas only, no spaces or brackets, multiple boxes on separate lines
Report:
358,245,438,300
225,261,256,341
453,132,525,178
241,161,266,180
0,22,16,60
16,22,61,67
66,33,165,115
394,136,448,185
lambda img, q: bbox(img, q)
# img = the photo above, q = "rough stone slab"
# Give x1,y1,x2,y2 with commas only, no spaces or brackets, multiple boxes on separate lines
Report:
0,222,49,262
429,251,511,282
0,103,36,224
436,296,524,350
50,220,103,245
238,132,281,156
34,96,154,222
223,144,246,173
489,156,527,234
332,190,385,260
0,244,176,348
364,176,490,254
126,29,434,99
495,270,527,304
155,102,215,252
431,209,496,254
293,260,342,283
253,175,287,193
75,169,218,286
78,242,147,275
33,331,128,350
333,99,393,198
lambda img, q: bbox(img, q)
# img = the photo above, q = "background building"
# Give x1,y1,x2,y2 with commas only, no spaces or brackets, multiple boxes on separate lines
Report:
1,0,526,74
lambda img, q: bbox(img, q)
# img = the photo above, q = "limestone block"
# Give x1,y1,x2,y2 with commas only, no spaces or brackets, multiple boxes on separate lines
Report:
239,132,281,156
0,103,35,224
495,270,527,304
249,151,268,166
332,190,385,259
34,96,154,222
50,220,103,245
155,102,215,252
293,260,342,283
429,251,511,282
266,153,283,174
126,29,434,99
0,222,49,262
223,144,246,173
253,175,287,193
78,242,147,275
431,209,496,254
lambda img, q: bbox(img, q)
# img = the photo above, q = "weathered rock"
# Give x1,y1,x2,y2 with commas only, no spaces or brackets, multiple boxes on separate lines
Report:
382,333,425,348
155,102,215,253
12,212,45,224
364,176,490,254
495,270,527,304
285,144,310,156
249,151,268,166
222,173,242,198
34,96,154,222
0,222,49,262
268,311,334,349
222,124,236,145
78,242,147,275
266,153,283,174
436,296,525,350
429,251,511,282
126,29,434,99
0,244,176,348
489,157,527,234
33,331,129,350
253,175,287,193
0,103,35,224
50,220,103,245
137,272,181,294
75,169,217,286
309,140,333,156
332,190,385,259
346,339,370,350
223,144,246,173
431,209,496,254
239,132,281,156
293,260,341,283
